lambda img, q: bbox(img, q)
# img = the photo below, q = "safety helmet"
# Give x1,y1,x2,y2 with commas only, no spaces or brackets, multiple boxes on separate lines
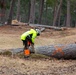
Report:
35,29,41,36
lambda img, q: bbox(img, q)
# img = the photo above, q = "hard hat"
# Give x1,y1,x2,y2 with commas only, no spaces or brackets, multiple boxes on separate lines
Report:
35,29,41,36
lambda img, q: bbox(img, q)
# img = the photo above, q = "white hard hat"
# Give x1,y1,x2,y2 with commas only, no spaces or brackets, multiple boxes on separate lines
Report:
35,29,41,36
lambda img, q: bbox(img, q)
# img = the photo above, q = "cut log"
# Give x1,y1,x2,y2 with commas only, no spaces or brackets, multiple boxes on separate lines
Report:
29,24,67,31
34,44,76,59
1,43,76,59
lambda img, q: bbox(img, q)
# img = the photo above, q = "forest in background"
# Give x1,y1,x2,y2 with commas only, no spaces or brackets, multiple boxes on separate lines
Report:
0,0,76,27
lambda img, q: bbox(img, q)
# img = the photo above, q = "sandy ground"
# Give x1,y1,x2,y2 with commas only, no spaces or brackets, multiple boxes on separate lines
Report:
0,25,76,75
0,25,76,49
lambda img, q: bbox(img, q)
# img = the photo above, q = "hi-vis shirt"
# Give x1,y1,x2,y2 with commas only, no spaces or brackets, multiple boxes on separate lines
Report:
21,29,37,43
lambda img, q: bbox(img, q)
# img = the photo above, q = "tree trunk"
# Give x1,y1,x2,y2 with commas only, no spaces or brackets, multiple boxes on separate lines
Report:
38,0,44,24
66,0,71,27
7,0,15,25
9,44,76,59
16,0,21,21
28,0,31,21
58,6,62,26
45,1,48,25
28,0,36,24
0,0,6,24
75,21,76,27
35,44,76,59
53,0,63,26
62,15,67,26
52,1,58,26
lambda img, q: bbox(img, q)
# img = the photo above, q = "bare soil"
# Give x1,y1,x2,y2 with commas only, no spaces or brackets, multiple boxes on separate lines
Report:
0,25,76,75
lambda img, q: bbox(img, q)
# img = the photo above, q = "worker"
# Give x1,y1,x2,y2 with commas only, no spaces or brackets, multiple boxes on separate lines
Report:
21,28,41,57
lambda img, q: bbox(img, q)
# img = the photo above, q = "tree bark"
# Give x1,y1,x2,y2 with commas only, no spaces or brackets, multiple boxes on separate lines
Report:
16,0,21,21
58,6,62,26
9,44,76,59
45,1,48,25
7,0,15,25
66,0,71,27
53,0,63,26
52,1,58,26
35,44,76,59
29,24,67,31
38,0,44,24
28,0,31,21
75,21,76,27
0,0,6,24
29,0,36,24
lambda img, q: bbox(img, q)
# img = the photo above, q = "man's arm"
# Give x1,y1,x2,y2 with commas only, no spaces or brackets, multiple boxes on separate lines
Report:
31,33,37,44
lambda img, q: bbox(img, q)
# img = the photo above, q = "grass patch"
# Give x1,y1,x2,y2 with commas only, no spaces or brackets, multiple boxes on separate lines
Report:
16,52,24,58
0,51,12,56
16,52,52,60
0,51,53,60
30,53,50,59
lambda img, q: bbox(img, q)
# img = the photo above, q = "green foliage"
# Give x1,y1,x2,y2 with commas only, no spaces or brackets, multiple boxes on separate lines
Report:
70,0,76,27
2,0,76,27
6,0,11,9
46,0,56,7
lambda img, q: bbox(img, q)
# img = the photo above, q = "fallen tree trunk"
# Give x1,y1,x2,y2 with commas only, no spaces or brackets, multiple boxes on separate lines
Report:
1,44,76,59
29,24,67,31
34,44,76,59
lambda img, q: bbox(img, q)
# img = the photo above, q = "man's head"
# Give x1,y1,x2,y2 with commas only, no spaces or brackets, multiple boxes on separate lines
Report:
35,29,41,36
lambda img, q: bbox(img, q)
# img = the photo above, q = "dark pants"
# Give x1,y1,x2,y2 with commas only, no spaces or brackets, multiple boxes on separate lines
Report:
22,36,32,50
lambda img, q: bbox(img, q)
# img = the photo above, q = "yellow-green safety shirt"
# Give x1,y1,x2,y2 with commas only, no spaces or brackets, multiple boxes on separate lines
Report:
21,29,37,43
